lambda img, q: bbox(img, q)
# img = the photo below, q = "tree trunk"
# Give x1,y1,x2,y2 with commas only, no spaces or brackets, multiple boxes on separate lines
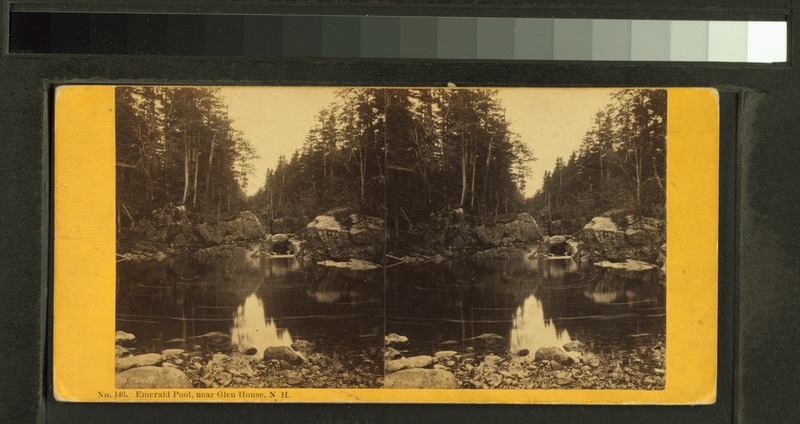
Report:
181,134,190,205
192,149,200,207
459,133,467,208
204,134,216,221
359,141,366,200
469,138,477,209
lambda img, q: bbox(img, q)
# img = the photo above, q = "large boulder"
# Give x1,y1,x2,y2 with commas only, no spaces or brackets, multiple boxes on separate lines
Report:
115,353,163,373
577,215,665,263
304,214,385,262
475,213,540,247
383,368,460,389
115,331,136,346
534,347,574,366
115,366,192,389
385,355,434,373
263,346,304,365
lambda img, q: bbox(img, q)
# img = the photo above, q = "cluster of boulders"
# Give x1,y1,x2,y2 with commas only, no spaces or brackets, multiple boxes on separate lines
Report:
114,330,382,389
114,331,193,389
381,332,666,390
118,205,310,262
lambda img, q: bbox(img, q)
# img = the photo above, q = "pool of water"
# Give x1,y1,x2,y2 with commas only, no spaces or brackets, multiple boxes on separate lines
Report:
117,255,665,358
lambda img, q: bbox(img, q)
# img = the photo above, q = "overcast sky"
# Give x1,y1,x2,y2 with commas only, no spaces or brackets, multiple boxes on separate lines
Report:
219,87,614,197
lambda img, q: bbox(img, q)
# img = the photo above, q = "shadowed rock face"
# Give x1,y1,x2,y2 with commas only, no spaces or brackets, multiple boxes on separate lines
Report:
475,213,541,247
577,216,665,263
383,368,460,389
304,214,385,263
197,211,266,244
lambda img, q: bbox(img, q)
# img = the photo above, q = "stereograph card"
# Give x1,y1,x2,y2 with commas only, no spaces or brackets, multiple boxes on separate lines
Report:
52,85,717,404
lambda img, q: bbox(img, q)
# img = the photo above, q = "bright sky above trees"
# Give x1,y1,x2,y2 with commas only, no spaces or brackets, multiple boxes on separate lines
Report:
220,87,614,197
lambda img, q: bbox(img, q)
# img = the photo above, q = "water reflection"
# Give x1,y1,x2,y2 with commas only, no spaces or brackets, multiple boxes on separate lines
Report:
385,257,665,356
231,293,293,356
509,294,571,355
116,256,383,354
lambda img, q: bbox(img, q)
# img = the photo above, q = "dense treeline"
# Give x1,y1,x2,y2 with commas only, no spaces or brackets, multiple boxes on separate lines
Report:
247,88,533,236
527,89,667,234
116,87,258,228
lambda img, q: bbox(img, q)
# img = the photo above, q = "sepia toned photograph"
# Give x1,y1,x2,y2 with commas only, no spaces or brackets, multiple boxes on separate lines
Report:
113,86,667,392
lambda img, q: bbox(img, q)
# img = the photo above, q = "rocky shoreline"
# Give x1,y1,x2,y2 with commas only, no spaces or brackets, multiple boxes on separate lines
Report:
114,331,382,389
114,329,665,390
383,332,666,390
118,206,666,283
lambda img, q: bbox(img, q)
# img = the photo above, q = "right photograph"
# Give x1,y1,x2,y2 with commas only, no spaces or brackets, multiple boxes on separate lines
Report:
379,88,667,390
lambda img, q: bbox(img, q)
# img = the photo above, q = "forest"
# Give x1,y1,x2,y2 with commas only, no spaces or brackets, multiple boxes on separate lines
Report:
527,89,667,234
116,86,258,229
245,88,534,238
116,87,666,243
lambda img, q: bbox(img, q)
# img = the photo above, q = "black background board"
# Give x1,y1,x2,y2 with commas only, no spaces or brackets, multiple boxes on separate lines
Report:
0,0,796,422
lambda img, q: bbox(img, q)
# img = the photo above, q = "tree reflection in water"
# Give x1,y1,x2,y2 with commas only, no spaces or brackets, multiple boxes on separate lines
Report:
231,293,293,356
509,294,572,356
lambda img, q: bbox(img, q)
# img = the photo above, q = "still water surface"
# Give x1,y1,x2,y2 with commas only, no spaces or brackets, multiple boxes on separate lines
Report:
117,256,665,356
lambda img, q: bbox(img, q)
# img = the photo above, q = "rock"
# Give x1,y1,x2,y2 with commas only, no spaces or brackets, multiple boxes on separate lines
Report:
116,366,192,389
549,235,567,245
562,341,585,352
163,338,186,348
211,353,230,363
191,332,231,346
115,331,136,346
263,346,304,365
385,355,434,373
533,347,574,366
115,345,130,359
290,340,314,357
483,355,502,365
197,223,227,245
216,372,233,386
236,345,258,355
115,353,163,373
384,333,409,347
433,351,458,361
384,347,403,360
317,258,380,271
304,214,385,263
556,376,573,386
161,348,185,357
197,211,265,244
486,373,503,387
475,214,540,248
473,246,528,260
580,353,601,368
383,369,460,389
594,259,657,271
578,215,665,263
466,333,506,347
516,349,529,357
287,375,304,386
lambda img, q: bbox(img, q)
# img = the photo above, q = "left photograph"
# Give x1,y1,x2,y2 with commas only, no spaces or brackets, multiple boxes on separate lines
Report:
114,86,385,389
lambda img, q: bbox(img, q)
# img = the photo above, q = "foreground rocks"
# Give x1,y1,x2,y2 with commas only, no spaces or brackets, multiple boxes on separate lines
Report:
382,332,666,390
115,331,382,389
